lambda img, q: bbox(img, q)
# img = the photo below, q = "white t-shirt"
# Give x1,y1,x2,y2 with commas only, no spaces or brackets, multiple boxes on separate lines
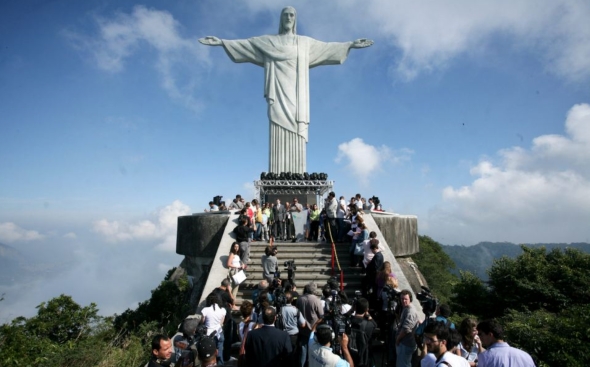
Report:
337,199,347,218
433,352,470,367
201,305,226,336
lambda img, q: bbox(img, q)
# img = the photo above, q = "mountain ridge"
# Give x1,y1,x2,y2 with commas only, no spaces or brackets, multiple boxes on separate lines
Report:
442,241,590,280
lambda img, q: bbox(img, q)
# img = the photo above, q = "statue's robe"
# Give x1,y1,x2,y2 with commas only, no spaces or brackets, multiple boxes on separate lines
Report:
222,35,351,174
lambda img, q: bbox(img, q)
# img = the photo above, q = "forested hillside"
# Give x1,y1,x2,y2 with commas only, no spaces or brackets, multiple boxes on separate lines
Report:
442,241,590,280
414,236,590,367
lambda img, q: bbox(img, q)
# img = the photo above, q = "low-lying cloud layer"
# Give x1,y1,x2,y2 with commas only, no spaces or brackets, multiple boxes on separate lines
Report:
92,200,191,251
0,222,45,242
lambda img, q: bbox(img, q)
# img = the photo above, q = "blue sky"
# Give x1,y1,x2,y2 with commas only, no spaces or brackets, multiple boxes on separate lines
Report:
1,0,590,320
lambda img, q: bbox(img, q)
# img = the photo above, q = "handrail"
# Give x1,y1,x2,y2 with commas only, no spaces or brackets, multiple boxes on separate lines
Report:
326,219,345,291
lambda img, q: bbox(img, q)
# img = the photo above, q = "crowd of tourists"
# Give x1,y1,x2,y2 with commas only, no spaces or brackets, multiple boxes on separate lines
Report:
146,192,535,367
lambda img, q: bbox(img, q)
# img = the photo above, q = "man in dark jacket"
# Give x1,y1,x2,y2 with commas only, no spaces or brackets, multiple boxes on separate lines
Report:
233,218,253,264
244,306,292,367
364,240,384,297
273,199,287,240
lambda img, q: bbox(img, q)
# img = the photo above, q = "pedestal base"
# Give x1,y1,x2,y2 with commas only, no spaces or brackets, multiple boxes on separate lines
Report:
254,179,334,206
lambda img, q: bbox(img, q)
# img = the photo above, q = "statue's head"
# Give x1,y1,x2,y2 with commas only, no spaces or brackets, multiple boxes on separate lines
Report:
278,6,297,35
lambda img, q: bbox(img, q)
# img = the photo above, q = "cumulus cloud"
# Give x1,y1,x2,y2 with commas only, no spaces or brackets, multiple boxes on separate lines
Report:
335,138,412,185
63,232,77,239
92,200,191,251
363,0,590,81
429,103,590,244
0,222,45,243
63,5,209,112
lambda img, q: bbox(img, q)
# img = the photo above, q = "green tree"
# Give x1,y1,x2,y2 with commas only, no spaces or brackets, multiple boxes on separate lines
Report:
502,305,590,367
0,295,101,367
449,270,491,317
449,245,590,367
488,246,590,316
414,235,458,304
28,294,100,344
114,270,191,336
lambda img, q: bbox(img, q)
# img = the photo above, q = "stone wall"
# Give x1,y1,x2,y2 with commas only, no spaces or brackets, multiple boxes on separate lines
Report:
371,212,419,257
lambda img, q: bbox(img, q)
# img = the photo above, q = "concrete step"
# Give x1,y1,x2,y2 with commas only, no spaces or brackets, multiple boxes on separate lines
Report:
232,240,365,307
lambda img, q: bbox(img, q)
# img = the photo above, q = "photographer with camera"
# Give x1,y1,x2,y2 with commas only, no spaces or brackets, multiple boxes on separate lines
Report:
308,319,354,367
349,298,379,367
172,315,204,366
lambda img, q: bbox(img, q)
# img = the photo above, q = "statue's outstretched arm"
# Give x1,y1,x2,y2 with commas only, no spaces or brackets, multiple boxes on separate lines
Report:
199,36,222,46
350,38,374,49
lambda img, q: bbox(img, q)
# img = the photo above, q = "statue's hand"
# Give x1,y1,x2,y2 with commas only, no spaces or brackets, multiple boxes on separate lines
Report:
351,38,374,48
199,36,222,46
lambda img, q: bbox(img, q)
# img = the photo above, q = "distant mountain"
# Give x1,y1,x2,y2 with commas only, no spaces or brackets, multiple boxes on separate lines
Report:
442,242,590,281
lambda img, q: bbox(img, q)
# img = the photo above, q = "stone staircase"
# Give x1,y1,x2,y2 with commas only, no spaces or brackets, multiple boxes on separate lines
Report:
235,239,364,305
190,211,423,319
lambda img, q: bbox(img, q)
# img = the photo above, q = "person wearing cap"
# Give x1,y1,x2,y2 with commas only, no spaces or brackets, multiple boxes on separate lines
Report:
197,336,219,367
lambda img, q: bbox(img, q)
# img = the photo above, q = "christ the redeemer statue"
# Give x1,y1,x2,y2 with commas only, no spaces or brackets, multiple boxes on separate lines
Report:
199,6,373,174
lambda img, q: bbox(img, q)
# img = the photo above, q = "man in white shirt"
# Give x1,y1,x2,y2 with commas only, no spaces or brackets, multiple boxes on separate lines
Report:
336,196,347,242
308,320,354,367
423,321,469,367
206,201,219,212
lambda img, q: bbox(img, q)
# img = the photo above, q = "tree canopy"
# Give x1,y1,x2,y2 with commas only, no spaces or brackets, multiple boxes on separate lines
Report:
449,245,590,367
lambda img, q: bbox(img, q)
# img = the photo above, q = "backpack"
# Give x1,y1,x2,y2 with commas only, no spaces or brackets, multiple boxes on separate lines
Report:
348,319,370,367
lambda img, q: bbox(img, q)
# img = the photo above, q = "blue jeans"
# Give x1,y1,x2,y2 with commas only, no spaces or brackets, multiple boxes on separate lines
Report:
215,331,225,365
396,343,415,367
301,342,307,367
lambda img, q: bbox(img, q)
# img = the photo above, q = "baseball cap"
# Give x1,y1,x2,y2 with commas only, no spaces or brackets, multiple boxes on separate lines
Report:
197,336,217,359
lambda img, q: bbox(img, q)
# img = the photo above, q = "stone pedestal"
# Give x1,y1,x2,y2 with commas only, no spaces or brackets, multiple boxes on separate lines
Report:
176,212,230,257
371,212,419,257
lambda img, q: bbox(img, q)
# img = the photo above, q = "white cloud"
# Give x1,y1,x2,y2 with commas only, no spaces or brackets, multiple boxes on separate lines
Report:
429,103,590,244
335,138,412,185
232,0,590,82
92,200,191,251
0,222,45,242
242,182,257,202
365,0,590,81
63,232,77,239
63,5,209,113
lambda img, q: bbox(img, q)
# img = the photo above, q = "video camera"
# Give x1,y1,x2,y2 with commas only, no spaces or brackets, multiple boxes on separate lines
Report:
323,289,352,355
284,259,297,284
416,286,438,317
273,286,287,311
381,284,402,314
